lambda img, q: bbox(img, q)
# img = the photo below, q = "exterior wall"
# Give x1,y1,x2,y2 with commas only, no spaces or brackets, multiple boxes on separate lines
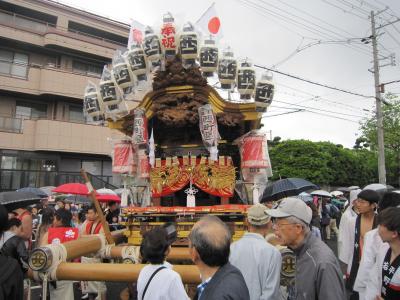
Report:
0,119,123,155
0,97,15,117
0,0,130,190
0,65,100,99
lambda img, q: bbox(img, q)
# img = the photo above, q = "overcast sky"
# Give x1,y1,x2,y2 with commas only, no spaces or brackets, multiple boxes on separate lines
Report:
60,0,400,148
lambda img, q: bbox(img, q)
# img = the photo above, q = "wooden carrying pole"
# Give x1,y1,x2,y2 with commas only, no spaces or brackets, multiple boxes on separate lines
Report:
80,169,114,244
62,229,124,260
54,263,201,284
110,246,191,261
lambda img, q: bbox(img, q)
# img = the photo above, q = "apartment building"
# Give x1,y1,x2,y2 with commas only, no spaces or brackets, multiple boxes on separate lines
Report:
0,0,129,191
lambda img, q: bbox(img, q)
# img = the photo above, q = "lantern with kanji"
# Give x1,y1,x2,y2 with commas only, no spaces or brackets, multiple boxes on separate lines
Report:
126,44,148,81
254,72,274,106
132,108,148,146
99,66,120,108
217,47,237,89
112,52,136,90
143,26,162,65
238,131,272,182
160,12,177,58
199,38,218,77
237,61,256,100
84,83,103,118
179,22,198,63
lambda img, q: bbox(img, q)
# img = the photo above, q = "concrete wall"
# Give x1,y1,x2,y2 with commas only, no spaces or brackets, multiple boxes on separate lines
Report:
0,119,123,155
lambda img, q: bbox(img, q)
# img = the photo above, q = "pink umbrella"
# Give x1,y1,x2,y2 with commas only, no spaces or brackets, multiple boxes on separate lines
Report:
52,183,88,195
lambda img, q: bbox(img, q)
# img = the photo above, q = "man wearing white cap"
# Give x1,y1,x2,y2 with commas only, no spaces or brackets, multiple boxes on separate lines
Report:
230,203,282,300
266,197,345,300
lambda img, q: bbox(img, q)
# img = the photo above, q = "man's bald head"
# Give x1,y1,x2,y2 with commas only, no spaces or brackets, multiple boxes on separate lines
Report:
189,215,231,267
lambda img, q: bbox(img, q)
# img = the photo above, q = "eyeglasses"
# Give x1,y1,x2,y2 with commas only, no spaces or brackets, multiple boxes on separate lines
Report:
272,221,295,229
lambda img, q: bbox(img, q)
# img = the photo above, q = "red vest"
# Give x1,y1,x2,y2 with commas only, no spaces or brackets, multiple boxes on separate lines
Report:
48,227,79,244
85,221,103,235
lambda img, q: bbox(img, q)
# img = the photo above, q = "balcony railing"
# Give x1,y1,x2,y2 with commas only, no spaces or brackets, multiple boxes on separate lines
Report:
0,115,22,133
0,9,127,48
0,9,56,34
0,169,116,192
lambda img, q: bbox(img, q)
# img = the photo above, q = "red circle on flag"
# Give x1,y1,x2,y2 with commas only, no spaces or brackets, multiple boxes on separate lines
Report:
208,17,220,34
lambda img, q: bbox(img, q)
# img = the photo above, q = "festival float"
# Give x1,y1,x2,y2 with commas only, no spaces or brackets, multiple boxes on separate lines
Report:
29,10,295,294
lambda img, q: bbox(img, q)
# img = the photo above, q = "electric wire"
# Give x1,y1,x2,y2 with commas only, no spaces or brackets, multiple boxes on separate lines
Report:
254,64,374,98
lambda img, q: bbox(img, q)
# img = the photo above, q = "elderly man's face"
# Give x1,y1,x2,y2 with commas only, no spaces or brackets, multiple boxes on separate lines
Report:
273,218,302,247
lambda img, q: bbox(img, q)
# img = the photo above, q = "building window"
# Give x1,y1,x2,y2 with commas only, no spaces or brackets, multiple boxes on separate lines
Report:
69,105,84,123
72,61,102,76
15,101,47,119
0,50,28,78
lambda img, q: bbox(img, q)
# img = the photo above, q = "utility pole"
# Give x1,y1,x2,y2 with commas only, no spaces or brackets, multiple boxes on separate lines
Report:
371,11,386,184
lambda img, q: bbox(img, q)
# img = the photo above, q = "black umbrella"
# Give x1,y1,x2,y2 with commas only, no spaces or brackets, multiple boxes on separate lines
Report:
261,178,319,202
17,187,48,198
0,191,42,211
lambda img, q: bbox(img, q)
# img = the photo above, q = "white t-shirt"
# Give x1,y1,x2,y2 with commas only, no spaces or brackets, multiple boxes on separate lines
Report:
137,261,188,300
338,206,357,276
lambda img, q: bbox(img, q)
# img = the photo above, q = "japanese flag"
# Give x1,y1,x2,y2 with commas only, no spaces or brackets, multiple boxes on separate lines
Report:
128,19,146,48
196,3,223,42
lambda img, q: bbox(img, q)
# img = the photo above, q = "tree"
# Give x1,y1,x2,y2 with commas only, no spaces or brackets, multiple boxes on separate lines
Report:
358,93,400,187
269,139,377,187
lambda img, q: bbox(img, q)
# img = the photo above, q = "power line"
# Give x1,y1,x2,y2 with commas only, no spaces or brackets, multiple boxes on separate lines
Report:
256,0,376,57
334,0,371,15
272,100,367,118
254,63,374,98
264,105,361,123
321,0,369,20
237,0,375,58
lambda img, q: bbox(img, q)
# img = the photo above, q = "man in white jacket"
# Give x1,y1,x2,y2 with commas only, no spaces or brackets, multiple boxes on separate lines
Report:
354,191,400,299
366,207,400,300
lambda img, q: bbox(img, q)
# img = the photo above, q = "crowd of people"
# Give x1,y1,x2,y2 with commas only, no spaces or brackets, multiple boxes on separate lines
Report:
0,186,399,300
0,197,121,300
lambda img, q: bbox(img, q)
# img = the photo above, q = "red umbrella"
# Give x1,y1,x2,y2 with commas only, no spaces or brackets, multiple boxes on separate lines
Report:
96,194,121,203
52,183,88,195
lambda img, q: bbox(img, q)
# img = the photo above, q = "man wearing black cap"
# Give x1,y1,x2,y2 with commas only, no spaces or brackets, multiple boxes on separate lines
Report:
346,189,380,299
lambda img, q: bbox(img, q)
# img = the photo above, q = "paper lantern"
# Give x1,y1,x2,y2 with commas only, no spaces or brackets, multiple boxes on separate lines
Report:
112,141,136,174
237,61,256,100
132,108,148,146
143,26,162,64
179,22,198,62
199,38,218,77
126,44,148,81
160,12,177,58
99,67,120,108
239,132,272,182
255,72,274,106
112,57,135,90
218,47,237,89
84,84,103,117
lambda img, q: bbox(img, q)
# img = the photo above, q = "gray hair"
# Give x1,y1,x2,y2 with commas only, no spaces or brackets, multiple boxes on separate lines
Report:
285,216,310,233
189,215,231,267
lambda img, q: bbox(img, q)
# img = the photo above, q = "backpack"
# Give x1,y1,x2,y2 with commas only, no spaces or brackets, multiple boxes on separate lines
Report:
329,204,340,219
